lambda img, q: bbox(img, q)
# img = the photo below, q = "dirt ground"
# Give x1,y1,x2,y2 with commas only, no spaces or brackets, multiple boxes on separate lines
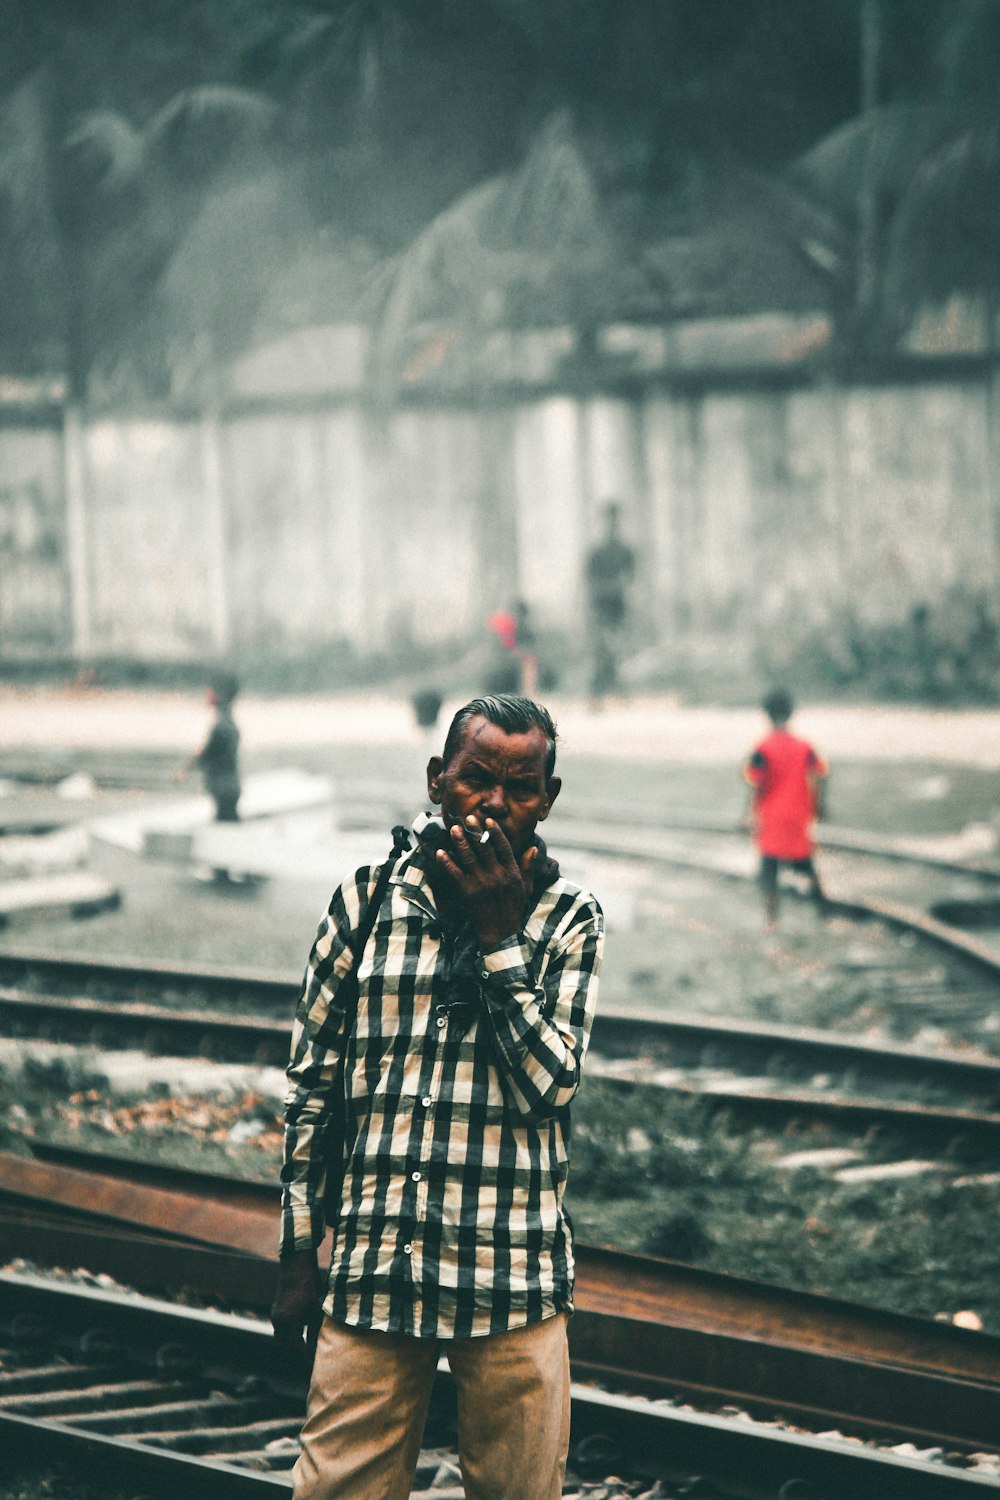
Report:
5,683,1000,766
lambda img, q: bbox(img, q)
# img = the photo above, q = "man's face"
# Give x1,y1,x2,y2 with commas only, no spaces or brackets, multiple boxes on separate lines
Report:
427,715,560,861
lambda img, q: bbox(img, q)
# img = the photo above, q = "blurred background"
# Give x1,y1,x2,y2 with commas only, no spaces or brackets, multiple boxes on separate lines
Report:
2,0,1000,700
4,1,1000,1406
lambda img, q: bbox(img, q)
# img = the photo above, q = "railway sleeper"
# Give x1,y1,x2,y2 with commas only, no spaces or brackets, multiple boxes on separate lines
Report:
52,1391,278,1432
0,1375,193,1413
0,1359,107,1394
141,1415,303,1454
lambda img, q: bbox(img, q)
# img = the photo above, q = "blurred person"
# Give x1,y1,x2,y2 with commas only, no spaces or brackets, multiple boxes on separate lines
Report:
485,606,521,693
410,686,443,733
584,500,635,703
485,602,539,694
187,671,241,822
744,688,827,928
271,694,604,1500
514,597,539,695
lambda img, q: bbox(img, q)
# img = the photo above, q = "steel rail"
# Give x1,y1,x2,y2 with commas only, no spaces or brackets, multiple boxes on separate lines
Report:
7,756,1000,881
10,1140,1000,1386
7,968,1000,1090
555,817,1000,980
0,1207,279,1311
4,1151,1000,1451
0,1152,276,1257
0,985,291,1063
1,1272,998,1498
5,793,1000,1064
5,980,1000,1145
328,777,1000,880
0,949,294,1009
589,1062,1000,1142
560,799,1000,880
3,959,1000,1098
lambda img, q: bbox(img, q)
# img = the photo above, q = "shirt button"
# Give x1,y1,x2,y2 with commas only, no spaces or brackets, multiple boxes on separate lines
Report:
411,1171,421,1182
403,1243,413,1255
435,1017,446,1028
421,1096,432,1107
481,970,489,980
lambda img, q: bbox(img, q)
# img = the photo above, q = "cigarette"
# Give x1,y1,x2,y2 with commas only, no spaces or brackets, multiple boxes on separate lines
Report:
479,829,490,844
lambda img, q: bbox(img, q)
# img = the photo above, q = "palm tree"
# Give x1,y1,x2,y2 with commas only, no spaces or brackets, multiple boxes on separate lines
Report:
0,70,69,380
789,0,1000,352
368,107,846,398
64,85,279,397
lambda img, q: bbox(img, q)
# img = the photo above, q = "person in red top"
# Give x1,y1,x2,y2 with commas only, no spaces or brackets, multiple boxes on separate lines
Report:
744,689,828,927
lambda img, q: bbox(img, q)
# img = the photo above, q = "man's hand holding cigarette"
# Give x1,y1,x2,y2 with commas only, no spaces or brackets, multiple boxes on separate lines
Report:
434,815,539,948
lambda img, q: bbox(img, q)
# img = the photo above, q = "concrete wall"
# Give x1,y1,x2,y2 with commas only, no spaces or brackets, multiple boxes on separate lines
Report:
0,422,70,650
0,369,996,665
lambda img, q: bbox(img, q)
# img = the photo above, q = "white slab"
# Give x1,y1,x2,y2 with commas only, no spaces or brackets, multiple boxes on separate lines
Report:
90,768,335,854
0,870,119,920
0,827,89,875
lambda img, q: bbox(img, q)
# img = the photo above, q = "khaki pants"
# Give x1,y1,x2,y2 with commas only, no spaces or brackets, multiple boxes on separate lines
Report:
292,1311,570,1500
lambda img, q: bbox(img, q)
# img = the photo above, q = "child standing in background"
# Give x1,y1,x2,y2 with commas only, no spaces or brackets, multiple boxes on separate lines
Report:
744,689,827,928
190,672,241,822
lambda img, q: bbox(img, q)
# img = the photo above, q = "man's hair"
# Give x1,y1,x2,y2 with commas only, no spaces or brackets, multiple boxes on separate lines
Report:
442,695,558,778
763,687,793,724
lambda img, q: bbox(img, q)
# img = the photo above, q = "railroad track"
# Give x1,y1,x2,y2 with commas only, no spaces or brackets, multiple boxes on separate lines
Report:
1,1267,999,1497
3,1146,1000,1451
2,950,1000,1150
3,800,1000,1491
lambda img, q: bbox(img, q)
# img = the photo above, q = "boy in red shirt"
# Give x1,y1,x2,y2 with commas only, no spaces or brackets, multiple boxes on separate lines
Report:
744,689,828,927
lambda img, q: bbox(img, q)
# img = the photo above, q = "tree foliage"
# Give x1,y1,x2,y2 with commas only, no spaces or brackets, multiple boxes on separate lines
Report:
0,0,997,398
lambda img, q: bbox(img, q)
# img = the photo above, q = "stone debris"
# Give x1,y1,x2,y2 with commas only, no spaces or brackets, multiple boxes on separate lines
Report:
264,1435,301,1457
834,1158,942,1184
561,1485,658,1499
55,772,98,800
2,1257,132,1297
585,1053,644,1078
648,1068,691,1088
884,1441,945,1460
698,1074,775,1095
52,1085,284,1149
950,1308,984,1331
773,1146,863,1172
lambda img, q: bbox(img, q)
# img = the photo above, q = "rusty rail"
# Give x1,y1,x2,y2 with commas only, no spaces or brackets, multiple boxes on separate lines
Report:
5,983,1000,1146
1,1271,998,1498
2,1149,999,1451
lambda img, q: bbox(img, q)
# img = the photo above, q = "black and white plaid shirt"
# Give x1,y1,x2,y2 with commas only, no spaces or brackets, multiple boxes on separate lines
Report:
279,827,604,1340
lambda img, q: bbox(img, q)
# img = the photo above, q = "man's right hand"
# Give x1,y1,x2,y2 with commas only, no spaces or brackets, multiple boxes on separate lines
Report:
271,1248,323,1361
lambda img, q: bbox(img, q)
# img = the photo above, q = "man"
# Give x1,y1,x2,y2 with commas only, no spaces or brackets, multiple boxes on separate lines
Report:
584,500,635,702
744,687,828,928
272,694,604,1500
189,671,241,822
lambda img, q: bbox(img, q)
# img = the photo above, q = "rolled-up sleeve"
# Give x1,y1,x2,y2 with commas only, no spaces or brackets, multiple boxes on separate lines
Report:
479,897,604,1122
